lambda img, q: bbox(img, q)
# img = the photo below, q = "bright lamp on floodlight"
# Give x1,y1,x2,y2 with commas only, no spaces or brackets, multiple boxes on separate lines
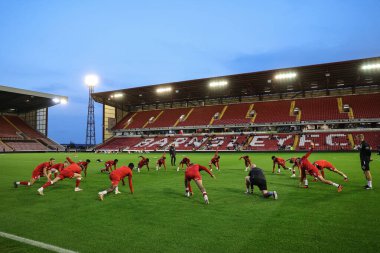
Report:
52,98,60,103
84,74,99,86
361,63,380,71
60,98,68,104
274,72,297,80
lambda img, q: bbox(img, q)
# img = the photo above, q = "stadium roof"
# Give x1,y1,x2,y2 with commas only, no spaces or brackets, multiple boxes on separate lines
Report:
92,56,380,109
0,85,68,113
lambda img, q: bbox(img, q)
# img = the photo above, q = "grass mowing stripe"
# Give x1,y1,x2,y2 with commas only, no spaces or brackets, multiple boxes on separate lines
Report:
0,231,78,253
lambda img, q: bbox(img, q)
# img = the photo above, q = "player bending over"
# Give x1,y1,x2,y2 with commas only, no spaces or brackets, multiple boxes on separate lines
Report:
286,157,300,178
78,159,91,177
37,157,83,195
48,161,69,179
100,159,118,173
297,143,343,192
14,158,55,187
209,150,220,171
98,163,134,201
177,157,191,171
137,156,150,173
156,153,167,171
239,155,252,171
271,156,290,174
313,160,348,181
185,163,215,204
244,164,277,199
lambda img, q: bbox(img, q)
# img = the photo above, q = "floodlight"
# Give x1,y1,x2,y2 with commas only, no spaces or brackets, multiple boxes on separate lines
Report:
361,63,380,71
60,98,68,104
156,87,172,93
52,98,60,103
113,93,124,98
274,72,297,80
84,74,99,86
209,80,228,88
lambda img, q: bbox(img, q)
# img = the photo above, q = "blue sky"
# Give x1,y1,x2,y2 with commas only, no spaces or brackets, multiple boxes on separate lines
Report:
1,0,379,144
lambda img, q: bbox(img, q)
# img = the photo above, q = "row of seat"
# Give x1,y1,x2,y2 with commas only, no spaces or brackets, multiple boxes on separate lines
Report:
113,93,380,130
96,131,380,152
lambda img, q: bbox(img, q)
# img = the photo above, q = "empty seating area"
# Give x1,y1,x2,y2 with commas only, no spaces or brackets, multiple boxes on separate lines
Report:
149,107,191,128
253,100,296,123
5,140,49,151
0,116,19,138
342,93,380,119
213,103,252,125
126,110,163,129
296,97,348,121
4,115,45,139
96,137,143,151
177,105,225,127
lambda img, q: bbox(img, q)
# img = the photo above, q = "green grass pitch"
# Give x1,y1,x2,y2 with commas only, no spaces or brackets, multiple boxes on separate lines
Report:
0,151,379,253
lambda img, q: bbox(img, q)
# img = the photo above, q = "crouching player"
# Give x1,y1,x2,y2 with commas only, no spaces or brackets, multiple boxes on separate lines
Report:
37,157,83,195
313,160,348,181
185,164,215,204
209,150,220,171
137,156,150,173
14,158,55,187
156,154,166,171
271,156,290,174
100,159,118,173
239,155,252,171
98,163,134,201
177,157,190,171
245,164,278,199
298,143,343,192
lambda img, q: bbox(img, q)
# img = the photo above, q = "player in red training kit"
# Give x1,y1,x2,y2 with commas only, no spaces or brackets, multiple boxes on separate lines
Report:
137,156,150,173
185,163,215,204
48,161,69,179
100,159,118,173
177,157,191,171
156,153,167,171
286,157,299,178
98,163,135,201
78,159,91,177
313,160,348,181
37,157,83,195
271,156,290,174
14,158,55,187
209,150,220,171
297,143,343,192
239,155,252,171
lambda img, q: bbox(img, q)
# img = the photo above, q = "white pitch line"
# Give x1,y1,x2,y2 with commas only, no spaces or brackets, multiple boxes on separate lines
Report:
0,231,78,253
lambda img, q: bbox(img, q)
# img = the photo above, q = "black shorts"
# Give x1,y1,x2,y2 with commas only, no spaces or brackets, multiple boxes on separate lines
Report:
251,179,267,191
361,159,370,171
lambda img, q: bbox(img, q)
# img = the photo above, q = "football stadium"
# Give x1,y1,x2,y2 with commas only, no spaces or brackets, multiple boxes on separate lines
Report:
1,2,380,253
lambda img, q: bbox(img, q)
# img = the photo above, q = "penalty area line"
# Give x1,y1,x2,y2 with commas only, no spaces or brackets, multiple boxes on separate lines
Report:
0,231,78,253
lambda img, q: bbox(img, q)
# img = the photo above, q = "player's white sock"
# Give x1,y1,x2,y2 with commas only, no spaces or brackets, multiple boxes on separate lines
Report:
332,183,339,187
138,168,140,173
278,169,281,173
99,190,107,195
177,167,179,171
368,181,372,188
304,179,308,186
245,167,249,171
156,166,159,170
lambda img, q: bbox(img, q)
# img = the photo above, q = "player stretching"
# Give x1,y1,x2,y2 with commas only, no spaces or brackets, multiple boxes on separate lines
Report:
177,157,191,171
244,164,278,199
49,161,68,179
78,159,91,177
37,157,83,195
239,155,252,171
100,159,118,173
14,158,55,187
298,143,343,192
357,134,373,189
271,156,290,174
313,160,348,181
185,163,215,204
98,163,134,201
137,156,150,172
156,153,167,171
209,150,220,171
286,157,299,178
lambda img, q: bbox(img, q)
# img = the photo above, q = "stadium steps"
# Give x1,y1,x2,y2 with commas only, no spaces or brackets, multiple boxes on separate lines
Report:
243,135,253,150
124,112,137,128
245,104,254,118
289,101,296,116
347,134,355,149
0,140,13,151
293,135,299,150
142,110,164,128
175,108,194,126
209,105,228,125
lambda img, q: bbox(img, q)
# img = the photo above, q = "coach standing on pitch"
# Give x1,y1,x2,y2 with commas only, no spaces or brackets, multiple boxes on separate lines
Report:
169,144,176,166
358,134,373,190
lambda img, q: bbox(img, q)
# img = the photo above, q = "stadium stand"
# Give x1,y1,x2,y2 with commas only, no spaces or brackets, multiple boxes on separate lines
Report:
212,103,252,125
149,107,191,128
253,100,296,123
177,105,225,127
296,97,348,121
342,93,380,119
